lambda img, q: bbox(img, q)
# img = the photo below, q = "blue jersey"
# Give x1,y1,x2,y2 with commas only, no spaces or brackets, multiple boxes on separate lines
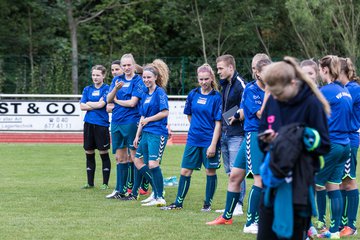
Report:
321,81,352,145
80,84,109,127
240,80,265,132
184,87,222,147
345,81,360,146
139,86,169,136
109,74,145,125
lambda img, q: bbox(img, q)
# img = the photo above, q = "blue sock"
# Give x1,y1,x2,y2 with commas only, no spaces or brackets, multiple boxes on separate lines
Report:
246,185,262,226
316,189,327,224
131,167,142,197
341,190,348,228
118,163,128,194
175,175,191,207
150,166,164,198
328,190,343,233
222,191,240,220
141,178,150,191
115,163,121,191
139,165,154,196
347,189,359,229
205,175,217,205
127,162,134,190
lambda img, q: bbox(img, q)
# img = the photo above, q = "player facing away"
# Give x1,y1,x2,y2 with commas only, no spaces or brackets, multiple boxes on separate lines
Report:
314,55,352,239
161,63,222,211
80,65,111,190
338,57,360,237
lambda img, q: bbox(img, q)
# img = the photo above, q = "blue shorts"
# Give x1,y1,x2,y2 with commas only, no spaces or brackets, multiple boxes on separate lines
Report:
181,145,221,170
111,123,137,153
342,146,358,180
234,132,264,176
135,132,167,165
315,143,350,187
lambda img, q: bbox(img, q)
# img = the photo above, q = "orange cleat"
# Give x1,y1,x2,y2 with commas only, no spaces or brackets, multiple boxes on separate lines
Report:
139,188,149,195
340,226,357,237
206,215,233,225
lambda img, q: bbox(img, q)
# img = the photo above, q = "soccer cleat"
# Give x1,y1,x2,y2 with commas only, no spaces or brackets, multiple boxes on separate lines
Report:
141,192,155,203
81,184,94,189
139,188,149,195
114,192,127,200
314,220,326,231
243,223,259,234
307,226,318,239
160,203,183,210
215,209,225,213
120,193,138,201
201,202,211,212
317,231,340,239
141,197,166,207
106,190,119,199
206,215,233,225
100,184,109,190
233,203,243,216
340,226,357,237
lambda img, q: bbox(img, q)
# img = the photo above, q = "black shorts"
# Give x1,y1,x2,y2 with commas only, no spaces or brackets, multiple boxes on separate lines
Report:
83,122,110,151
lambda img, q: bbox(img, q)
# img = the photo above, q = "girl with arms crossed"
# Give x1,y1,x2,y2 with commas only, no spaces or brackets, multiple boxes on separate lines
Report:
106,53,145,199
80,65,111,190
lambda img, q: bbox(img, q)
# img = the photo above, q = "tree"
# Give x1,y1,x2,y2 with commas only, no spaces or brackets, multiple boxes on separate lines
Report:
63,0,148,94
285,0,360,60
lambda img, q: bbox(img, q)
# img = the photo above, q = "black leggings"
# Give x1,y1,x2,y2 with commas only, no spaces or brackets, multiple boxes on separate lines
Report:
257,193,310,240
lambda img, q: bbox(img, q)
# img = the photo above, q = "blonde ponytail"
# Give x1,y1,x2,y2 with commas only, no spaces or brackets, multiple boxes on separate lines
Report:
143,59,169,89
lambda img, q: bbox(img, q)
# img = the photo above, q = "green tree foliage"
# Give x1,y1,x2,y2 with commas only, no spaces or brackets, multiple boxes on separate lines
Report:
1,0,360,94
286,0,360,62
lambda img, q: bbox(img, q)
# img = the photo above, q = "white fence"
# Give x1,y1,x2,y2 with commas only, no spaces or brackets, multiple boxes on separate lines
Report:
0,94,189,132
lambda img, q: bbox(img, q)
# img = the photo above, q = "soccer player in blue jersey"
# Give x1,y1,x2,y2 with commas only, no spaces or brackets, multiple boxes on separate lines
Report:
106,60,122,113
300,59,321,86
207,55,271,231
315,55,352,239
300,59,325,239
215,54,246,216
80,65,111,190
338,57,360,237
121,59,170,207
161,63,222,211
106,53,145,199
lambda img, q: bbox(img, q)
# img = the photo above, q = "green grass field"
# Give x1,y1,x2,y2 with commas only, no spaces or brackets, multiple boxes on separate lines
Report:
0,144,359,240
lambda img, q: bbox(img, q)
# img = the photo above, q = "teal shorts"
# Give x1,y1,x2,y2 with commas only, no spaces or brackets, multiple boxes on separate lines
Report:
342,146,358,180
315,143,350,187
135,132,167,165
181,144,221,170
234,132,264,176
111,123,137,153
